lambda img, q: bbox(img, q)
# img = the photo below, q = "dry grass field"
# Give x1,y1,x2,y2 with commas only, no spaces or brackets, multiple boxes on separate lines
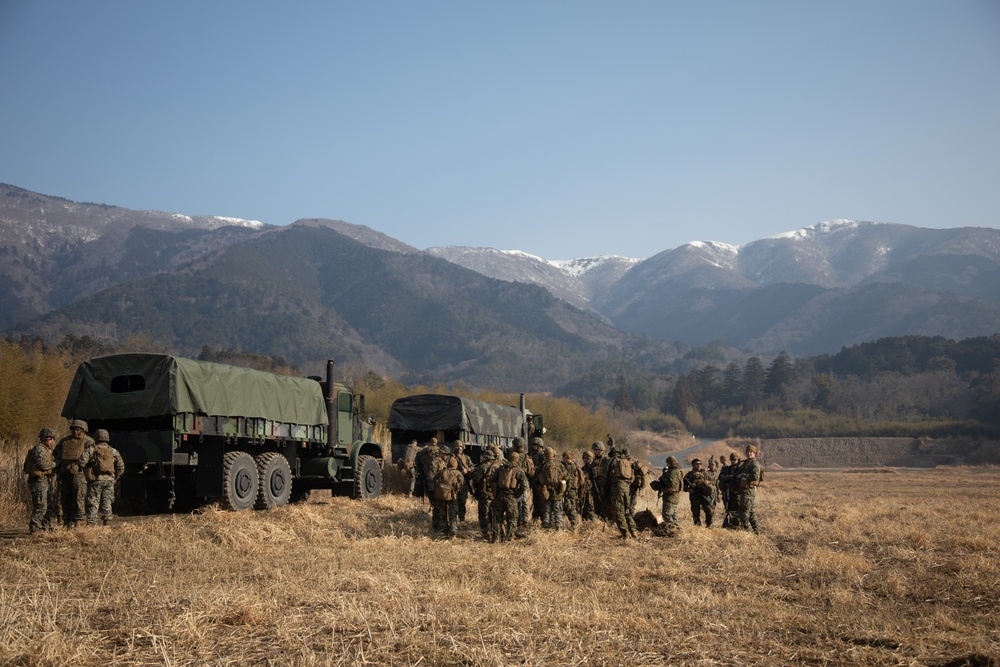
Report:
2,463,999,666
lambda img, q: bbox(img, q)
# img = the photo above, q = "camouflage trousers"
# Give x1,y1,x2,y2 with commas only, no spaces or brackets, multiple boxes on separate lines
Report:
540,495,564,529
580,487,596,521
562,492,579,528
491,493,519,542
689,493,714,527
86,479,116,524
27,476,53,532
431,498,458,536
609,483,637,538
60,471,87,525
477,496,493,536
737,489,759,533
661,497,680,529
516,493,530,530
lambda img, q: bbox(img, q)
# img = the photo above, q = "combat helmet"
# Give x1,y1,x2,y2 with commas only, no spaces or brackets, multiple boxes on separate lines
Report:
94,429,110,443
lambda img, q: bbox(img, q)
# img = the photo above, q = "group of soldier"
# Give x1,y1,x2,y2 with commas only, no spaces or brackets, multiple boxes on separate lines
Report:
400,435,763,541
22,419,125,534
654,443,763,536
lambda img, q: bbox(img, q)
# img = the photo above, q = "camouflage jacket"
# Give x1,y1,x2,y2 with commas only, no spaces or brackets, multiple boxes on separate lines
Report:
471,458,503,500
24,443,56,477
683,469,716,497
737,459,763,491
658,466,683,501
79,443,125,481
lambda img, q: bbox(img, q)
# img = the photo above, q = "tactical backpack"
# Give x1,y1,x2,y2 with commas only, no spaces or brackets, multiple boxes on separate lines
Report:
613,456,634,481
538,460,563,489
631,460,647,489
434,469,460,501
95,445,116,476
495,465,519,491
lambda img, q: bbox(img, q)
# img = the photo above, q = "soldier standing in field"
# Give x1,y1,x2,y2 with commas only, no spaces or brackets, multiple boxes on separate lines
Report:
529,437,547,523
683,459,715,527
536,447,566,530
452,440,473,522
509,438,534,536
400,439,419,497
718,452,741,528
628,455,649,514
431,457,465,538
23,428,57,534
589,441,608,519
471,446,503,539
608,447,638,539
657,456,683,535
78,429,125,526
579,449,597,521
560,450,583,529
736,444,763,534
52,419,93,528
490,451,528,542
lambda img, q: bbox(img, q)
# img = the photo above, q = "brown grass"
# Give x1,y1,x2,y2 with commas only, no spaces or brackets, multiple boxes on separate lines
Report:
2,461,999,666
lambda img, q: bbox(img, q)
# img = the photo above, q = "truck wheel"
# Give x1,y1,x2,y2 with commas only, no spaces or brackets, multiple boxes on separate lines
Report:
222,451,259,511
353,455,382,500
254,452,292,510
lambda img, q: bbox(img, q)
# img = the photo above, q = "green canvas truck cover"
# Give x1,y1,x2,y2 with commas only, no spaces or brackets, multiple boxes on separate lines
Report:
61,353,328,426
387,394,524,438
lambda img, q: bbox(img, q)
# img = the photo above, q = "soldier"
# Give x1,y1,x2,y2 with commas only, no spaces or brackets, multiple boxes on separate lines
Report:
470,446,504,539
683,459,715,527
657,456,683,534
413,437,439,499
608,447,638,539
536,447,566,530
736,444,763,534
399,439,419,497
589,441,608,519
529,437,546,523
52,419,93,527
560,450,583,529
628,455,649,514
489,451,528,543
509,438,534,535
452,440,473,522
579,449,597,521
23,428,57,534
718,452,741,528
424,443,448,506
431,457,465,538
78,429,125,527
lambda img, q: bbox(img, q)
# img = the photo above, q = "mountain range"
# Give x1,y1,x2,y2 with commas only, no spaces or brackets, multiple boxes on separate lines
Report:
2,183,999,390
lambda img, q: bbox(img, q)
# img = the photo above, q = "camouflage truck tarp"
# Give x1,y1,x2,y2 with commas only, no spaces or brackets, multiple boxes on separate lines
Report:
61,353,328,426
387,394,524,438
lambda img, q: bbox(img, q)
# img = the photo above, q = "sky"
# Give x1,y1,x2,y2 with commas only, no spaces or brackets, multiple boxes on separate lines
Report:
1,1,998,260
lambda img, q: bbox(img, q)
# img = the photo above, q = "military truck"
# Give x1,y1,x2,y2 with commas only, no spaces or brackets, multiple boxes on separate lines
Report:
386,393,543,464
60,353,384,512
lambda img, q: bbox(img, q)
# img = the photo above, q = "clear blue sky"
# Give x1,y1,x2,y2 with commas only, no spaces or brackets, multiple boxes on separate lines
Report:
2,1,998,259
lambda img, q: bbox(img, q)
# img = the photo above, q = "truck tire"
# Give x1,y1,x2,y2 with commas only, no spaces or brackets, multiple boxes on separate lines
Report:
222,451,259,511
353,454,382,500
254,452,292,510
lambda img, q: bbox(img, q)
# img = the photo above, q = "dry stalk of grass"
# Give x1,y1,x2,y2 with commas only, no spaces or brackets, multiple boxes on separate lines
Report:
1,468,999,666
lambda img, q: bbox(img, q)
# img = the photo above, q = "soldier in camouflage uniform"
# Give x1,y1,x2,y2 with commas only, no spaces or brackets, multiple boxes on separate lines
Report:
23,428,57,534
400,439,419,497
413,438,439,499
431,457,465,538
657,456,683,534
528,437,547,523
78,429,125,526
718,452,741,528
589,441,608,520
736,445,763,534
52,419,93,527
452,440,473,522
471,446,504,539
509,438,534,535
489,451,528,543
536,447,566,530
560,451,583,529
683,459,715,527
628,455,649,514
608,447,638,539
579,450,597,521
